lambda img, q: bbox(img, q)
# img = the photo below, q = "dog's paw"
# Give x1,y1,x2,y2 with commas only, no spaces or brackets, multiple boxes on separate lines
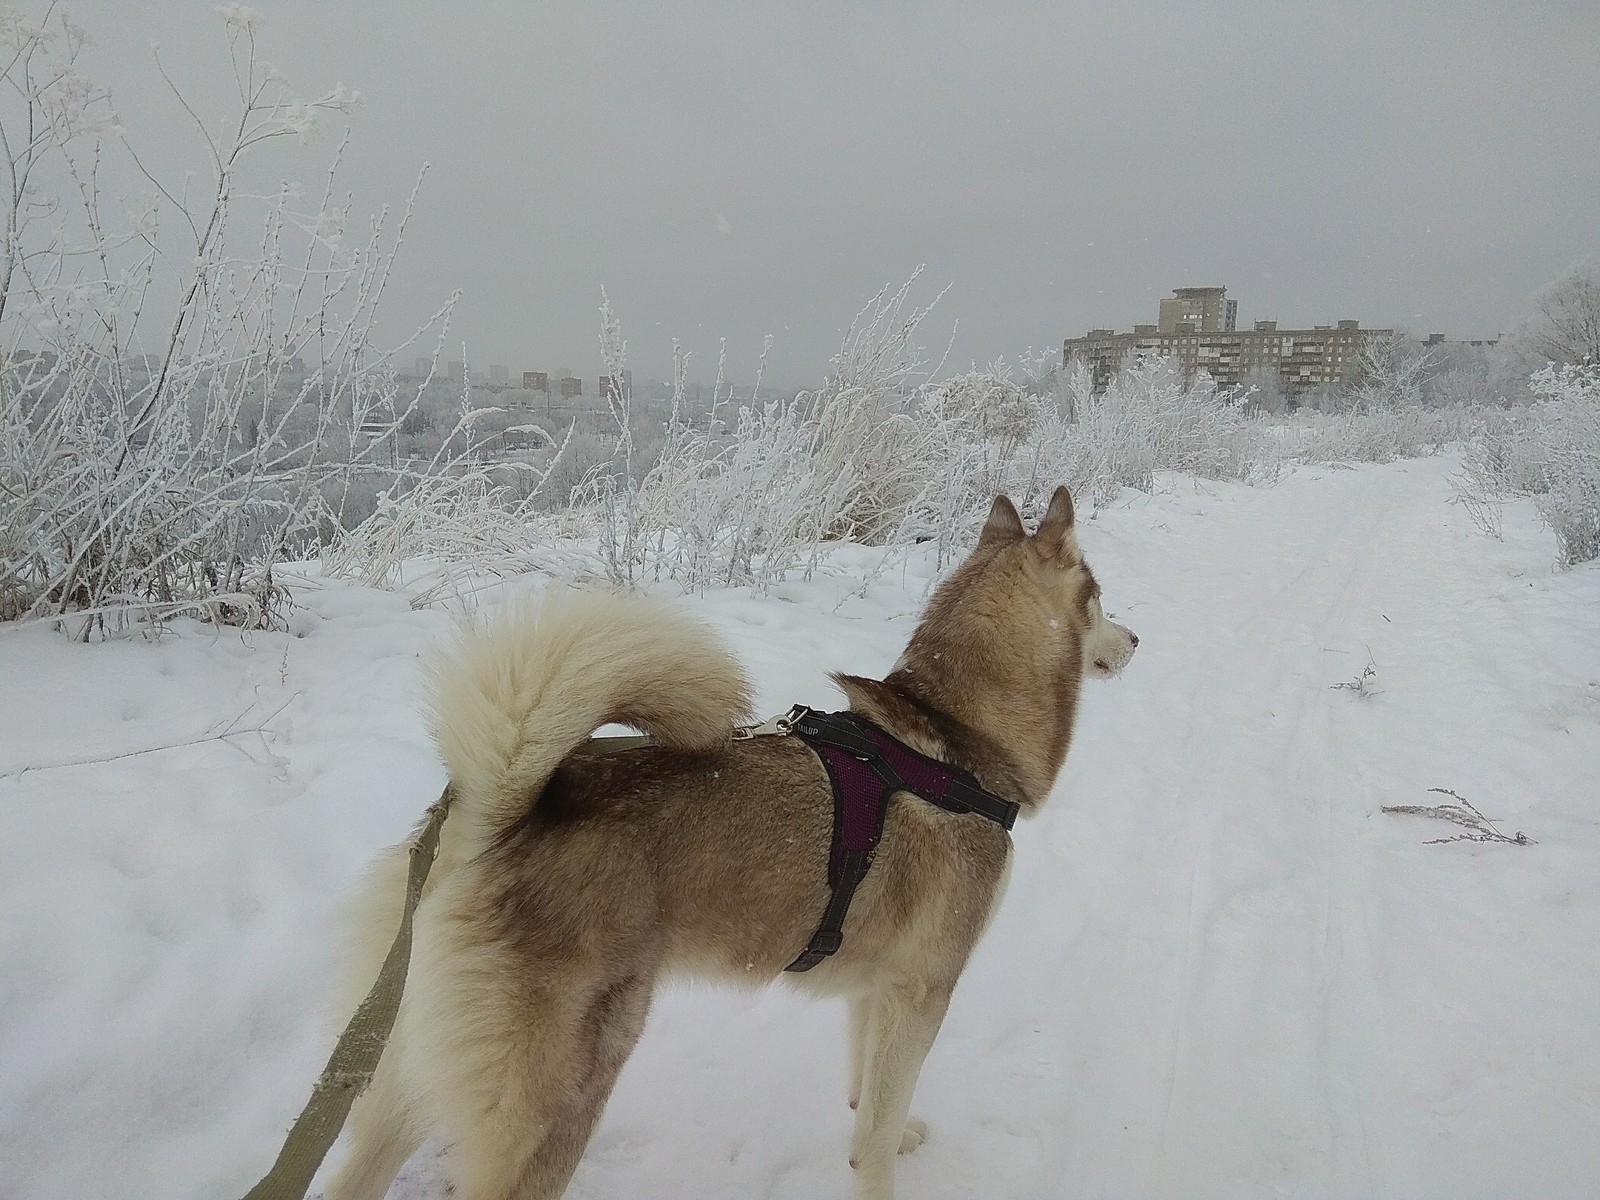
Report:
898,1116,928,1155
849,1115,928,1168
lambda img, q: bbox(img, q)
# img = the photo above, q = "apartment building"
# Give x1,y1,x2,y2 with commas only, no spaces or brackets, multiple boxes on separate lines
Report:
1065,287,1391,399
1158,285,1237,334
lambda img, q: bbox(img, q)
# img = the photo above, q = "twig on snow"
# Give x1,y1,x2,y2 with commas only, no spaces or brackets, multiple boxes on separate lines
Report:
1331,650,1383,699
1382,787,1534,846
1,693,299,781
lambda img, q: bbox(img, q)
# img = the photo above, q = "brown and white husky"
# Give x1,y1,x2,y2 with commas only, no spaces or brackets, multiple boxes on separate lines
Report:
326,485,1136,1200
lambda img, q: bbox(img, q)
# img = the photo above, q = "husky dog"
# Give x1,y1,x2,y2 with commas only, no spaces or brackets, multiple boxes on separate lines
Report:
326,486,1136,1200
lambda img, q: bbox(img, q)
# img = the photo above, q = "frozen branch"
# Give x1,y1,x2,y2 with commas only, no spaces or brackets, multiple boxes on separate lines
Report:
1382,788,1534,847
0,691,298,780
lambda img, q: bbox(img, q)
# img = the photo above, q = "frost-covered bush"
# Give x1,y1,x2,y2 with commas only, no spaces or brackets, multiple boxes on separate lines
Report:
1429,366,1499,410
900,355,1277,568
917,370,1042,500
605,325,1309,590
604,333,1292,589
539,430,617,509
1455,364,1600,564
318,375,575,602
589,277,946,590
1288,407,1433,464
885,363,1062,566
1056,356,1272,504
0,10,458,634
1524,365,1599,565
1457,408,1549,508
320,466,566,607
1282,402,1490,466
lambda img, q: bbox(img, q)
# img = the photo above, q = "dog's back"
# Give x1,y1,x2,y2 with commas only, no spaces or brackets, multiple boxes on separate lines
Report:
478,734,1010,985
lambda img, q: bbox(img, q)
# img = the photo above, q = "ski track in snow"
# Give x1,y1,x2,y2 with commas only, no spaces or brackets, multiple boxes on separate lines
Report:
1,456,1597,1200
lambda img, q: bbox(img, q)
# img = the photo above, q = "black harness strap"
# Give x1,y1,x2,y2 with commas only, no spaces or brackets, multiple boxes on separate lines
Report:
782,707,1020,972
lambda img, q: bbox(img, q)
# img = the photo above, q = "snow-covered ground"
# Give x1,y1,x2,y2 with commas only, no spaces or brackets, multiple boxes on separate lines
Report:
2,455,1597,1200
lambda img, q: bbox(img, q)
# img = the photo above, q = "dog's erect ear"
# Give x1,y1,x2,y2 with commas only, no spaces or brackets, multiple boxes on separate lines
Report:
1034,485,1078,563
978,494,1026,549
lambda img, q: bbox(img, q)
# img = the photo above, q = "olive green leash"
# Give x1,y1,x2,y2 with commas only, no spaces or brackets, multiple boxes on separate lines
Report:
242,786,452,1200
241,736,660,1199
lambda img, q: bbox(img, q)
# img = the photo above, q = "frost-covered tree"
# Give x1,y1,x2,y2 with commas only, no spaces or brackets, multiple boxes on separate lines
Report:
0,6,462,633
1348,332,1437,411
1240,363,1287,415
1515,263,1600,366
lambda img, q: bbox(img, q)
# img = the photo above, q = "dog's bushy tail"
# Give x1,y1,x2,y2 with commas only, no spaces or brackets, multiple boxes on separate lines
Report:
425,588,752,853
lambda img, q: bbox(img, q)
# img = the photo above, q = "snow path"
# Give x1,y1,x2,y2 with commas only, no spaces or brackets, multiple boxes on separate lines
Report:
1,457,1597,1199
993,460,1600,1199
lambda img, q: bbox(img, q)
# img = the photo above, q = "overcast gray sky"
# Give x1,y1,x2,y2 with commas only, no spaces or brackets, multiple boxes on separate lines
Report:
57,1,1600,387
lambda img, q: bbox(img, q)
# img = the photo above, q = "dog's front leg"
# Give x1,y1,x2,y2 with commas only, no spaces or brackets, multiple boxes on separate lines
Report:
847,995,872,1111
848,983,951,1199
849,996,927,1155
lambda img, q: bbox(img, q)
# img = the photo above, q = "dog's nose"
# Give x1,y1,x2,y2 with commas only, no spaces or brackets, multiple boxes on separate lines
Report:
1129,631,1139,648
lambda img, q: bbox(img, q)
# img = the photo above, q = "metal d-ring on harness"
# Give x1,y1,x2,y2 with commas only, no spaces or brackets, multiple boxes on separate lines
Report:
745,705,1021,972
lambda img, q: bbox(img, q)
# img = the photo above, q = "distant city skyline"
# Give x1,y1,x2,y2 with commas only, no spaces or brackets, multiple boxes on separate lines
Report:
422,270,1520,390
34,3,1600,387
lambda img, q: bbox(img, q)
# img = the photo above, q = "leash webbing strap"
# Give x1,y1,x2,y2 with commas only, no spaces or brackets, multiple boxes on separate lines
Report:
241,786,452,1200
240,733,659,1198
240,732,656,1198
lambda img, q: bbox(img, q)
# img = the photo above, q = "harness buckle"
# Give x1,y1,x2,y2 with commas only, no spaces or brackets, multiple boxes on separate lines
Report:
807,929,844,956
732,704,810,741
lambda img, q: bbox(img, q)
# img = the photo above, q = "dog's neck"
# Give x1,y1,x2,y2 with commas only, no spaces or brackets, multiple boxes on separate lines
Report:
832,665,1070,813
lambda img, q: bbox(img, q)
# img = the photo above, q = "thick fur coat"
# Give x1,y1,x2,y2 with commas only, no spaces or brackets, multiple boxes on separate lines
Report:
326,487,1136,1200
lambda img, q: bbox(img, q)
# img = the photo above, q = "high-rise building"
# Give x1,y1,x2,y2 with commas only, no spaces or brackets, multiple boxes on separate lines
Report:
1065,288,1389,400
1157,286,1237,334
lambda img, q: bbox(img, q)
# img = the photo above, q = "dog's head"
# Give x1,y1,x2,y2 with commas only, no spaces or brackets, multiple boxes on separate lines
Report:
975,485,1137,680
906,484,1137,687
883,485,1135,800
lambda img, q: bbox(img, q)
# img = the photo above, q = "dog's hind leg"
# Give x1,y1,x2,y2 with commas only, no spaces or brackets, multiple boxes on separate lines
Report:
323,1053,425,1200
848,983,951,1200
447,971,656,1200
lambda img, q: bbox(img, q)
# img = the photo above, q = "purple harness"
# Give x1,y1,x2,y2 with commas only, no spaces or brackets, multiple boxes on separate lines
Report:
779,706,1020,972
